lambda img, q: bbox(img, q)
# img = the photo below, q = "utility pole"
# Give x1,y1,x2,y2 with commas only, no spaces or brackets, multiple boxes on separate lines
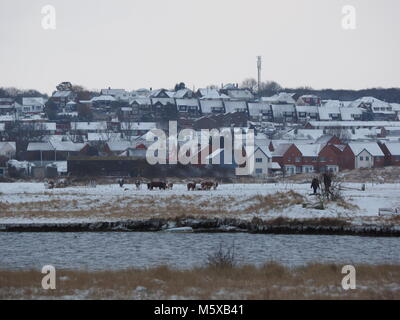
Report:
257,56,262,94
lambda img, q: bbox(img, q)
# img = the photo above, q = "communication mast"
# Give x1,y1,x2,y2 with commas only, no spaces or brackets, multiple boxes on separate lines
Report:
257,56,262,93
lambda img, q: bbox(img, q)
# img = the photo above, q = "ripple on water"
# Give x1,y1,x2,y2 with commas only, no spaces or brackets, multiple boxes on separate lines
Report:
0,232,399,270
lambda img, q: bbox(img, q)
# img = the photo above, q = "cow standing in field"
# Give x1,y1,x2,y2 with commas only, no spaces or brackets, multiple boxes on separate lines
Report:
118,178,125,188
187,183,196,191
201,181,219,191
147,181,167,190
46,180,55,189
135,180,141,190
167,183,174,190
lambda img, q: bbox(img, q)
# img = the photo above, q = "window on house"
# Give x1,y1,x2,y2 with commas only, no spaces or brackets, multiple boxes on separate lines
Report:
360,156,364,161
255,168,263,174
366,156,370,161
320,157,327,162
295,157,301,162
256,158,263,163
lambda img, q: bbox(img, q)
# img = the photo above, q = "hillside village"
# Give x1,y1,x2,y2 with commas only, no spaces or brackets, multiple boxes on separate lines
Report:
1,82,400,179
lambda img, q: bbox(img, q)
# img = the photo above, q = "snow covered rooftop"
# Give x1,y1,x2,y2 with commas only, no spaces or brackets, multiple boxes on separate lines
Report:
176,99,200,107
70,122,108,131
53,91,73,98
272,143,293,157
22,97,46,106
295,143,322,157
151,98,175,105
349,97,394,113
383,142,400,156
284,129,324,141
318,106,341,120
198,89,230,100
27,141,84,152
271,104,296,118
225,89,254,100
247,102,271,117
224,101,248,113
308,121,400,128
130,97,151,105
261,93,296,104
91,95,117,102
253,146,272,158
200,100,224,114
120,122,156,131
340,107,363,121
295,105,319,114
348,142,384,156
173,89,193,99
100,89,127,96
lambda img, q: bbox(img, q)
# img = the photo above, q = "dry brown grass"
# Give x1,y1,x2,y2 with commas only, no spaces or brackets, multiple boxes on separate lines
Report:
0,191,306,221
245,191,304,214
1,263,399,300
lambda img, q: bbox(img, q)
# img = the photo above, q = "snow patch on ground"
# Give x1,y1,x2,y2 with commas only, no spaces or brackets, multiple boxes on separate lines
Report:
1,182,400,224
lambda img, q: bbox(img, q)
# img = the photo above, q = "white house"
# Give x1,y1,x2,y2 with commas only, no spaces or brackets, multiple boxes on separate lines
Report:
17,97,47,114
348,142,385,169
0,141,16,158
252,146,272,177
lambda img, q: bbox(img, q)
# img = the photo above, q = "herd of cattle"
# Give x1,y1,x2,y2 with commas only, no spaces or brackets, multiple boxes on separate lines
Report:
142,180,219,191
44,178,219,191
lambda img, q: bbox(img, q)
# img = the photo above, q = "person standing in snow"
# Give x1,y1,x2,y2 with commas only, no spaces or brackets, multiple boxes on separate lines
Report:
311,178,320,195
323,173,332,197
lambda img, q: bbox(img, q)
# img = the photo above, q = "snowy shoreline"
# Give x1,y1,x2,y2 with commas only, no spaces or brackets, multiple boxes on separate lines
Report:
1,217,400,237
1,182,400,236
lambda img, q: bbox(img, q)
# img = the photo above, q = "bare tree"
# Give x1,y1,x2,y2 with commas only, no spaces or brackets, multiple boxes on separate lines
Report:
326,128,351,143
241,78,258,92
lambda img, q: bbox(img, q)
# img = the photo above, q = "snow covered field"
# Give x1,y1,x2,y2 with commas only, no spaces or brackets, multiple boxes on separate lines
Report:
0,182,399,224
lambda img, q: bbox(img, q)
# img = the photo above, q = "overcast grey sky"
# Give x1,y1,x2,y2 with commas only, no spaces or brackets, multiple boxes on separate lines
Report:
0,0,399,94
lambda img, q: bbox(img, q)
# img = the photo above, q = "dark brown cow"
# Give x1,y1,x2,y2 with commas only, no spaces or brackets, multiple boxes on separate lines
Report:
147,182,167,190
187,183,196,191
201,181,219,191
